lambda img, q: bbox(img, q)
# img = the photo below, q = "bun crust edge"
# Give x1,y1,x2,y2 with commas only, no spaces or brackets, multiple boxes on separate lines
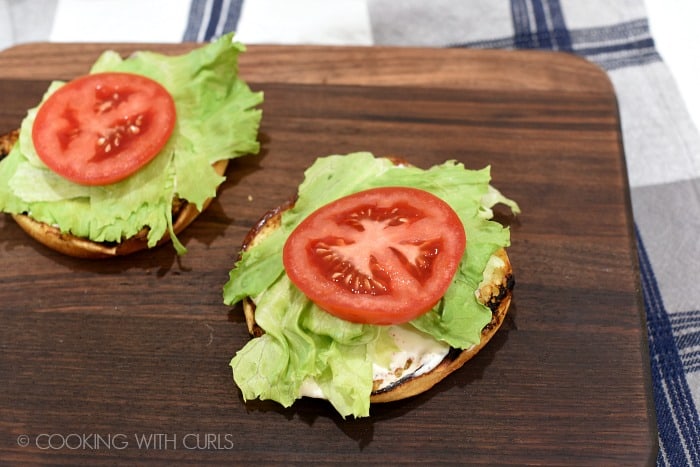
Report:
371,251,512,403
238,194,514,404
1,129,227,258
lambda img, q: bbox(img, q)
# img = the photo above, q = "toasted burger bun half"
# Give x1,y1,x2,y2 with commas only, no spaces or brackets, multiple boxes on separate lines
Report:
238,159,514,404
1,130,226,259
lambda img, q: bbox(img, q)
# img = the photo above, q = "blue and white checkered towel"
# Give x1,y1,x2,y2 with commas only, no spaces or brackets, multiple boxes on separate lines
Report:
2,0,699,464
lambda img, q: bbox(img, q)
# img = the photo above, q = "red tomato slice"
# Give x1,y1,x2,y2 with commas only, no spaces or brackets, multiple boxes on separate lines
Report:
283,187,467,325
32,72,176,186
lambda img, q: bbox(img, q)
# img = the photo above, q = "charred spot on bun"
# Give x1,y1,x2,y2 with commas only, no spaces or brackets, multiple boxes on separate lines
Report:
224,152,520,418
0,33,262,258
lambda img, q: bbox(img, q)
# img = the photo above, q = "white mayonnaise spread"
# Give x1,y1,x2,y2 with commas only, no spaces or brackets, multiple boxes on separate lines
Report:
297,251,506,400
298,323,450,399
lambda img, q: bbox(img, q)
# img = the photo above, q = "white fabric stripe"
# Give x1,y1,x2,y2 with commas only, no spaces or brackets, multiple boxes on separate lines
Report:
609,64,700,187
686,372,700,427
49,0,191,43
235,0,372,45
0,0,58,51
214,0,233,38
658,435,668,466
520,0,536,40
0,0,12,51
647,0,700,139
559,0,647,29
660,376,693,465
195,0,215,42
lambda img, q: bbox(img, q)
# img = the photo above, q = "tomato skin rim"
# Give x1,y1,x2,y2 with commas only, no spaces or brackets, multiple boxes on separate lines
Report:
31,72,177,186
282,186,467,325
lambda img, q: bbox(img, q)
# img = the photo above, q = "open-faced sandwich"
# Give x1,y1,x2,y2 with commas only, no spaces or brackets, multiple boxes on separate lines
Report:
223,152,520,418
0,33,263,258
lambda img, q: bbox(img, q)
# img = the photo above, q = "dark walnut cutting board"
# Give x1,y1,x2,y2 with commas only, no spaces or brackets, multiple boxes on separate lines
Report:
0,44,656,465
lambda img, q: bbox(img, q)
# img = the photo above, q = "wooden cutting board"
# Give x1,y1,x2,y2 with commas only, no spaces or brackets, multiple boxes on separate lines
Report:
0,44,656,465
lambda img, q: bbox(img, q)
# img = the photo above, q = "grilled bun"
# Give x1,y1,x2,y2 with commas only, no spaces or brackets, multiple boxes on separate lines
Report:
372,247,512,402
1,130,226,258
237,160,514,404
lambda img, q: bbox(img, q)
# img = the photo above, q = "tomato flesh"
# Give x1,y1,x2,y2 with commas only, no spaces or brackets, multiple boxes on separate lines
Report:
283,187,467,325
32,72,176,186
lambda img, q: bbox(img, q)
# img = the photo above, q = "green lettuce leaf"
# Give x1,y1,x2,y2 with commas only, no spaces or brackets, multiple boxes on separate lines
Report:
224,152,519,417
231,275,378,417
0,32,263,254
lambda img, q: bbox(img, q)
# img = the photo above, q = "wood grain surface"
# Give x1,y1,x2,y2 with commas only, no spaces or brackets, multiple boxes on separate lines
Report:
0,43,656,465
